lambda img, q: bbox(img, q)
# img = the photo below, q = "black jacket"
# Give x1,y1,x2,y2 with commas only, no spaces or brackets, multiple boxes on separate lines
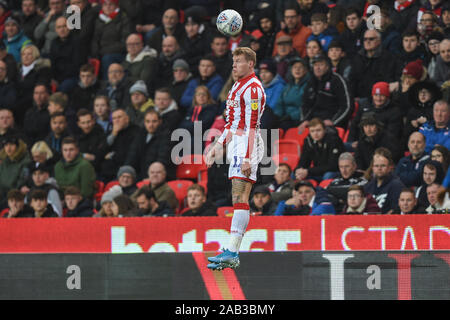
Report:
183,200,217,217
69,80,101,112
76,124,108,170
348,98,403,143
32,204,59,218
91,10,132,57
338,21,366,58
0,79,16,110
15,59,51,127
296,130,345,177
23,104,50,146
99,76,133,110
302,69,353,128
139,200,175,217
66,198,94,217
352,46,399,99
100,123,140,182
50,32,84,82
355,128,401,171
125,126,172,181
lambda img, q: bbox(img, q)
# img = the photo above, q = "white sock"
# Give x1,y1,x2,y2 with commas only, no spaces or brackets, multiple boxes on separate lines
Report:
228,206,250,253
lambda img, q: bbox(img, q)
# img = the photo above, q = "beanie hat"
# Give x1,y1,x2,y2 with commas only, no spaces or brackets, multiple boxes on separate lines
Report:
0,0,8,10
101,185,122,205
402,59,423,81
129,80,149,97
259,59,277,75
117,165,137,181
5,16,19,27
372,81,390,97
427,31,444,43
172,58,190,72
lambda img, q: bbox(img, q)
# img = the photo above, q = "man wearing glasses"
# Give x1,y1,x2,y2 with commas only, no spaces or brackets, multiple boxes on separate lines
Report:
273,5,312,58
352,29,399,101
364,147,406,214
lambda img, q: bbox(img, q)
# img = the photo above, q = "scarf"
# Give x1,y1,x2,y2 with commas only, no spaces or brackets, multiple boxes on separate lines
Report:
99,8,119,23
394,0,415,12
22,61,36,78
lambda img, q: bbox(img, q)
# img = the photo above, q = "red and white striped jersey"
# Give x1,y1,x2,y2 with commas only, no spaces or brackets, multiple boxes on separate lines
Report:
217,72,266,159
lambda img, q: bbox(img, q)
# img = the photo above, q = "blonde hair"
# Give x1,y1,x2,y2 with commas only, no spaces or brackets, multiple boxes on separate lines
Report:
21,44,40,60
233,47,257,65
31,141,53,160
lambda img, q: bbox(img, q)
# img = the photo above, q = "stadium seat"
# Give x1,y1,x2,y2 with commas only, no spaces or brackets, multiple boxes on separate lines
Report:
350,100,359,121
88,58,100,77
319,178,333,188
94,180,105,203
198,169,207,182
136,179,150,189
272,153,300,171
273,139,301,156
0,208,9,218
308,179,318,187
104,180,119,193
343,129,350,142
176,154,207,181
167,180,194,212
336,127,345,140
283,127,309,151
217,206,234,217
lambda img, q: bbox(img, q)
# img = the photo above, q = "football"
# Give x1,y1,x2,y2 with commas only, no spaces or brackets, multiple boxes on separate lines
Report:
216,9,243,37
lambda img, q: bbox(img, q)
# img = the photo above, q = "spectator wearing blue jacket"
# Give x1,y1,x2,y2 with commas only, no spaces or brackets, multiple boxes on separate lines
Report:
395,131,430,187
258,59,285,111
274,57,310,130
274,180,335,216
3,16,31,62
307,13,338,52
180,55,224,110
419,100,450,153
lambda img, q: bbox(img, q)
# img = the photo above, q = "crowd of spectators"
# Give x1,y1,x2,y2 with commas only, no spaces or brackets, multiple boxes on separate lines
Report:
0,0,449,218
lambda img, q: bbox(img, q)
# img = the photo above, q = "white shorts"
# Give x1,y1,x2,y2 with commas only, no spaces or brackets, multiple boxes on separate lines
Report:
227,133,264,183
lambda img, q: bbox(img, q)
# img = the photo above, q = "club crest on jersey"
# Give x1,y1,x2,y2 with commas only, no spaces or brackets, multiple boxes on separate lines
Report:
251,99,258,110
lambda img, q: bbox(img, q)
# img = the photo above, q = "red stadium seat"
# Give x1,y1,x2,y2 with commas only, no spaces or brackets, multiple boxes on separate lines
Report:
94,180,105,203
0,208,9,218
88,58,100,77
176,154,207,181
283,127,309,151
343,129,350,142
136,179,150,188
319,178,333,188
198,179,208,195
104,180,119,193
273,139,301,156
167,180,194,212
272,153,300,171
217,206,234,217
198,169,208,182
308,179,318,187
335,127,345,140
